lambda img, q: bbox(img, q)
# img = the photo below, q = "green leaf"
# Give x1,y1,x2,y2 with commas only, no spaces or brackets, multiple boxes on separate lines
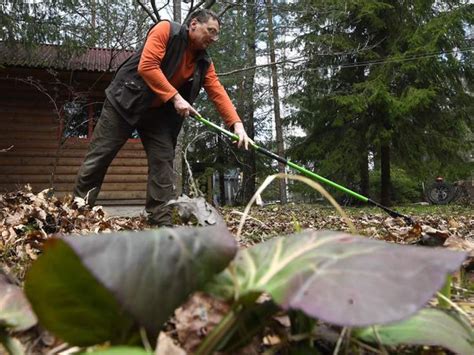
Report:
25,226,237,346
207,230,466,327
354,308,474,355
0,328,26,355
0,271,37,331
85,346,152,355
24,239,137,346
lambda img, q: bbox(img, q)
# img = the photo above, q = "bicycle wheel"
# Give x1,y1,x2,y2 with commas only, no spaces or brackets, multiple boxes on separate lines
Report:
425,182,456,205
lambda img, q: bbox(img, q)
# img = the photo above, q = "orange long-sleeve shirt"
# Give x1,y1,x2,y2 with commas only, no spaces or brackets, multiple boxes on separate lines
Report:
137,21,241,128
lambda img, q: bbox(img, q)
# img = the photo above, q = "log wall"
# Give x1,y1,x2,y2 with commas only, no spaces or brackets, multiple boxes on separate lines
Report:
0,67,147,204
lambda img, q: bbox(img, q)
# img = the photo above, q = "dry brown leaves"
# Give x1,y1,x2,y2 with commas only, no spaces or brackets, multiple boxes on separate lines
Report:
222,204,473,251
174,292,230,353
1,187,473,353
0,185,148,279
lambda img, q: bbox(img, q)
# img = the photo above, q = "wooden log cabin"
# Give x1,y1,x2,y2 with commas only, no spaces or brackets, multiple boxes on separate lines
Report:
0,43,149,205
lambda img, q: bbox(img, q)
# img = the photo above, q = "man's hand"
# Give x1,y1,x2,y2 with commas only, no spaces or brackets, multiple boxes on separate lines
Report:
233,122,252,150
171,93,198,117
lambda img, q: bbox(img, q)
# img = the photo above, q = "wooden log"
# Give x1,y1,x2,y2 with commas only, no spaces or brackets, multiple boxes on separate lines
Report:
0,132,59,141
1,165,149,175
0,139,144,150
3,149,147,159
6,125,59,133
1,114,57,124
0,182,147,192
0,157,147,166
0,174,148,183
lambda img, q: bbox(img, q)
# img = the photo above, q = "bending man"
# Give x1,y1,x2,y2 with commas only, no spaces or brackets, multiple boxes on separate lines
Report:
74,9,250,226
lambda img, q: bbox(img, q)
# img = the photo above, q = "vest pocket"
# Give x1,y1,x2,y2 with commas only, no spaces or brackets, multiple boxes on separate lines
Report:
114,79,149,113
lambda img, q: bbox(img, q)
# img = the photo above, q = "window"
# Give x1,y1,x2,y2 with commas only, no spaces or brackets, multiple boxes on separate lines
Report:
62,101,89,138
61,100,140,140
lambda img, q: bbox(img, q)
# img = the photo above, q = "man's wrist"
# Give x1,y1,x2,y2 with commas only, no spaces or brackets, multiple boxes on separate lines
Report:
170,92,181,103
232,121,243,130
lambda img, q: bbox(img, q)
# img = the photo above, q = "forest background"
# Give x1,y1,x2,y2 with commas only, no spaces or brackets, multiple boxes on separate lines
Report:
1,0,473,207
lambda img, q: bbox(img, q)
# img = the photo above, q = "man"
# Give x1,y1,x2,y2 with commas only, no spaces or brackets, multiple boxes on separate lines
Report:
74,9,250,226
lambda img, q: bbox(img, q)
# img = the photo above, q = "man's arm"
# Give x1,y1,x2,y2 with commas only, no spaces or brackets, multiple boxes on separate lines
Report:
137,21,196,117
137,21,177,103
204,64,251,149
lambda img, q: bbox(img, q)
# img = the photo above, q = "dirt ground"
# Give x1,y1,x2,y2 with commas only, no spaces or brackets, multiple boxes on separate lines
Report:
102,205,145,218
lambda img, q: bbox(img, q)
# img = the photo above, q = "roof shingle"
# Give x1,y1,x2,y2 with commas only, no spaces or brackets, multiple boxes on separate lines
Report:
0,43,135,72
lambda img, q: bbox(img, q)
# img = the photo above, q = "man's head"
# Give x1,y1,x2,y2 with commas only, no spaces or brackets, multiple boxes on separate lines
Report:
187,9,220,50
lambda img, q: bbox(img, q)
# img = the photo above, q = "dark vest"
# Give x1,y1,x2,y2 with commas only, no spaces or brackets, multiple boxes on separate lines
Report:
105,21,212,125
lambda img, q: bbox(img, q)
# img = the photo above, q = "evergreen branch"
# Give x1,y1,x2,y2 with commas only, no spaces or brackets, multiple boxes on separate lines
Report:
294,47,474,73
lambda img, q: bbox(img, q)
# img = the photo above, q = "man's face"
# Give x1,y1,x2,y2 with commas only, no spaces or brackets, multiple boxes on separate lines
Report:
188,18,220,50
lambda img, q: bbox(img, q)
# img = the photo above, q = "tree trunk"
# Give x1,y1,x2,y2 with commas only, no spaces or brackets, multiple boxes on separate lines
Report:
217,136,226,205
172,0,184,196
173,0,181,23
239,0,257,203
219,168,225,205
359,136,369,198
265,0,287,204
380,144,391,206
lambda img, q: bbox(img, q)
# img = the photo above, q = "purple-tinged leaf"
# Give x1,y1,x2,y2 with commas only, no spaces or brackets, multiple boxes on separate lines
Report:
0,270,37,331
25,225,236,346
355,308,474,355
207,230,466,326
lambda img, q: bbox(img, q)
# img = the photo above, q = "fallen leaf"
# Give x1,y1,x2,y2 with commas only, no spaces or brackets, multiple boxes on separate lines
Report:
155,332,186,355
420,226,450,247
174,292,230,353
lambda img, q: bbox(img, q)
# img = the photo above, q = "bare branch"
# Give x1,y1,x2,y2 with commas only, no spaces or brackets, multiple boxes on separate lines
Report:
218,1,239,17
203,0,217,10
189,0,195,14
136,0,158,23
185,0,238,24
153,0,171,20
185,0,208,23
184,0,200,24
183,132,209,198
1,145,14,153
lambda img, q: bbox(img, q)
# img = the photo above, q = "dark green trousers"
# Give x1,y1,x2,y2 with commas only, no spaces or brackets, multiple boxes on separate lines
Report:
74,99,183,226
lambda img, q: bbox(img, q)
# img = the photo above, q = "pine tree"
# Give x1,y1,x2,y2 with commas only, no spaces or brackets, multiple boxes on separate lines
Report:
288,0,473,205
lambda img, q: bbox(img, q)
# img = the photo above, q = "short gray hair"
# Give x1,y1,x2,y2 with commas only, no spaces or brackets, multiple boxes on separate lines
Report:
187,9,221,27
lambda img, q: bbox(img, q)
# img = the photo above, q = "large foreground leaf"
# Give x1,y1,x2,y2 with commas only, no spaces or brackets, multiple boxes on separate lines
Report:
25,226,236,346
355,308,474,355
207,230,466,326
0,270,37,331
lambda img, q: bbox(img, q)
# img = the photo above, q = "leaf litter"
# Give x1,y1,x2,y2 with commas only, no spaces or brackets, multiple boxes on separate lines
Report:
0,185,473,353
